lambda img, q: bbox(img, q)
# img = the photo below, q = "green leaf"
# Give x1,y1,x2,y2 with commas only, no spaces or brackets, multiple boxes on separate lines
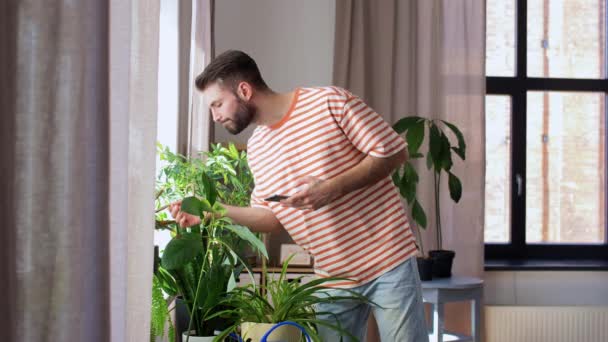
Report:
229,143,239,159
201,172,218,205
212,201,226,215
429,124,442,171
411,199,427,229
161,233,203,270
442,120,466,160
224,224,268,259
410,152,424,159
401,162,418,203
200,198,213,212
405,120,425,155
198,263,231,310
151,276,169,338
391,169,401,188
181,196,202,216
440,132,453,171
448,172,462,202
392,116,422,134
426,151,433,170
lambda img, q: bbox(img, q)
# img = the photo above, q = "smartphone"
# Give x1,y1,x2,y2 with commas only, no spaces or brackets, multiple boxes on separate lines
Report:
264,194,289,202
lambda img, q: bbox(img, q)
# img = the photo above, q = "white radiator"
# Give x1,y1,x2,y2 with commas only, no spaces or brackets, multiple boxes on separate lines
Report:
485,306,608,342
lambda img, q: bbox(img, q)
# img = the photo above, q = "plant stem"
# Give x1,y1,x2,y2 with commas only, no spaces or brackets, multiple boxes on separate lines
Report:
434,171,442,251
185,239,212,341
155,203,170,213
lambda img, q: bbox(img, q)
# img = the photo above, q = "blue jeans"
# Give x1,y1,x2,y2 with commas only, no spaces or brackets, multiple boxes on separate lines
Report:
315,257,429,342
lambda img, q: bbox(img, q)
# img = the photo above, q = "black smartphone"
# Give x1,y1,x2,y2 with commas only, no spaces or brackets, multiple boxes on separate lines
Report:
264,194,289,202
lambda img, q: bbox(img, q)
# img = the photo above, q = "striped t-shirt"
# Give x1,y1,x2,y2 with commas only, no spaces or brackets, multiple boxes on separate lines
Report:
247,86,417,288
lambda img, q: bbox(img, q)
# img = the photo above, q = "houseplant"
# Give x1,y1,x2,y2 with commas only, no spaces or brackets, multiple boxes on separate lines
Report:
152,144,268,341
392,116,466,278
209,256,372,342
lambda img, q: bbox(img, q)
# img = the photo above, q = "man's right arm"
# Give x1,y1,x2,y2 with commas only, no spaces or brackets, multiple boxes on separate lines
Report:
170,201,283,233
223,204,283,233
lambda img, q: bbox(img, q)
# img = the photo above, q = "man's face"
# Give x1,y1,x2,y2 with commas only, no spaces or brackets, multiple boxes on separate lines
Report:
203,82,256,135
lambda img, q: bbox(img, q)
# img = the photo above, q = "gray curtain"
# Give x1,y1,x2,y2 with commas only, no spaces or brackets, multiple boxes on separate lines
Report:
334,0,486,336
0,0,160,341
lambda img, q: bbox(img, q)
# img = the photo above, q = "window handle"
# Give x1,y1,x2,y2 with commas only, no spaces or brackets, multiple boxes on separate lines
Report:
515,173,523,197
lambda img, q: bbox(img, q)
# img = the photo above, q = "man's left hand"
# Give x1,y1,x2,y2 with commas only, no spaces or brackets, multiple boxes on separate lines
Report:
281,176,339,211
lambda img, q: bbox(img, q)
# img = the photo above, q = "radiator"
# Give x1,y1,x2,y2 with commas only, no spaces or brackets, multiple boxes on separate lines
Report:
485,306,608,342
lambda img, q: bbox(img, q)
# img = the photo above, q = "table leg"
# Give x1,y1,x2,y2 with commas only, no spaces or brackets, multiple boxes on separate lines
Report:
430,302,444,342
471,290,482,342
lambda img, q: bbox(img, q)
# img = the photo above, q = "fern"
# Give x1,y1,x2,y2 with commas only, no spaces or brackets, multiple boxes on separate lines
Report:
151,275,173,339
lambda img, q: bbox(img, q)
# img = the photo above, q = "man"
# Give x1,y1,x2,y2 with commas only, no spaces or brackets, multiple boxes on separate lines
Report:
170,50,428,342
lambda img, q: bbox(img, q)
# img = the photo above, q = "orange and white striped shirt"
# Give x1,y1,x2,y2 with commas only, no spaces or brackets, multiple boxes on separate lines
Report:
247,86,417,288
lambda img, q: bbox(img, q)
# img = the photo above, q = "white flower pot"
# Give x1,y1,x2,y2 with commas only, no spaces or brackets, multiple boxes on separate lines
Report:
240,322,302,342
181,332,215,342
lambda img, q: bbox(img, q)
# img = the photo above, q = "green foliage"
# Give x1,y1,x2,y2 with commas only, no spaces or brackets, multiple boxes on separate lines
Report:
150,275,175,342
209,257,373,342
152,143,267,338
392,116,466,253
161,232,204,270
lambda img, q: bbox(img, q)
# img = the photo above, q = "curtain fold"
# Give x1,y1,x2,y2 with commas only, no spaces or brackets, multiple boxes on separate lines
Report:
0,0,160,341
334,0,485,336
109,0,160,341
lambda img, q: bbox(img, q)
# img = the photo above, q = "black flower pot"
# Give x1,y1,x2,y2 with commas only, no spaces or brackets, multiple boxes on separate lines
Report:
416,257,434,281
175,297,189,342
429,250,455,278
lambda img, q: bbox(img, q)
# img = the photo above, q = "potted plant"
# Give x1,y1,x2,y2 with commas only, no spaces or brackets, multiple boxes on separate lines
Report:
152,144,268,341
209,256,372,342
391,116,466,279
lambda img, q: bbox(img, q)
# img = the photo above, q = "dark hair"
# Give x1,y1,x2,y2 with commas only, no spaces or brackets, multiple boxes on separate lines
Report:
195,50,268,91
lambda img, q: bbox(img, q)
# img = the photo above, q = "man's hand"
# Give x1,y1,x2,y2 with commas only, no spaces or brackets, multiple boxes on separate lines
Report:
281,176,339,211
169,200,202,228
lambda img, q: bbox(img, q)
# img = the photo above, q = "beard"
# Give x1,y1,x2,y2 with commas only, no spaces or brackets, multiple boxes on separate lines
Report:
225,96,255,135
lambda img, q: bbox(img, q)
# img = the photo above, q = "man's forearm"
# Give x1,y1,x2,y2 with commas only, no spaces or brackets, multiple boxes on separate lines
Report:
223,204,283,233
326,148,408,197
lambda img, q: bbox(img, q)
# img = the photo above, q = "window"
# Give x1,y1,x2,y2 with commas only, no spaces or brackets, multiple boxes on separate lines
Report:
485,0,608,262
155,0,181,249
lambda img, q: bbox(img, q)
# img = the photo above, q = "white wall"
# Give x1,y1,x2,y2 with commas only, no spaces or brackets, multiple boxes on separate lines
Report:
213,0,336,145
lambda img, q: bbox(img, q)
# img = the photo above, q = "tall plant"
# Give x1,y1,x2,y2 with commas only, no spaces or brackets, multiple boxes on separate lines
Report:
392,116,466,253
153,143,267,340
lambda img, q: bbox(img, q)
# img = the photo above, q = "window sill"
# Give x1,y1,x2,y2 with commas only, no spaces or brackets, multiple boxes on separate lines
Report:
485,259,608,271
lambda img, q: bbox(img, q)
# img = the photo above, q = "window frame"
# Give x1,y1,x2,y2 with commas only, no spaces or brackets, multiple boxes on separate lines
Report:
485,0,608,264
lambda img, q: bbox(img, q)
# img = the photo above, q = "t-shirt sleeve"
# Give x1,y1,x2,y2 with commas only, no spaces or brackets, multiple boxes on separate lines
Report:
332,92,407,157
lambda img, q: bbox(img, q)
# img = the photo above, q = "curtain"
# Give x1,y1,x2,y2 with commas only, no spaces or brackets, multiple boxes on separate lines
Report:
177,0,215,156
334,0,485,336
0,0,160,341
109,0,160,341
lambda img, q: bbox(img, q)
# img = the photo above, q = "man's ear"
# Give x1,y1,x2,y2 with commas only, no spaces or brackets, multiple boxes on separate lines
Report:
236,81,253,101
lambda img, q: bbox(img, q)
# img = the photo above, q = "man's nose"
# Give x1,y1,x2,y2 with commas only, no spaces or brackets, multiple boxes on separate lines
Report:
210,109,222,123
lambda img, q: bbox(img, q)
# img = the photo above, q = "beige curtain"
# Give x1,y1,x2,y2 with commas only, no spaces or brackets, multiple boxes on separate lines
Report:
334,0,485,336
0,0,160,341
109,0,160,341
178,0,215,156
